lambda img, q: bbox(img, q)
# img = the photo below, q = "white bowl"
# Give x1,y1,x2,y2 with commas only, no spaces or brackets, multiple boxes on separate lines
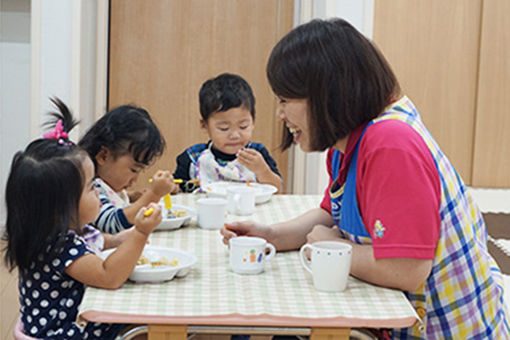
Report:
157,203,195,230
202,181,277,204
100,245,197,283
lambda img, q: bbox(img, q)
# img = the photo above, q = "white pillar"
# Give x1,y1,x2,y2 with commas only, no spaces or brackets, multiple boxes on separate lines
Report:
31,0,98,140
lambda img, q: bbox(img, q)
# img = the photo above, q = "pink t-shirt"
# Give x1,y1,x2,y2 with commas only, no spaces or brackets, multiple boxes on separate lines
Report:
321,119,441,259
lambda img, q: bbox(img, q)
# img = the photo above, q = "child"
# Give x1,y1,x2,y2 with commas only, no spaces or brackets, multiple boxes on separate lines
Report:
173,73,282,193
78,105,177,234
3,99,162,339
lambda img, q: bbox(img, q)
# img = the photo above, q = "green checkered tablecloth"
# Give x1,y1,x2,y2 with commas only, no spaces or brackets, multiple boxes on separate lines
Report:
79,194,418,326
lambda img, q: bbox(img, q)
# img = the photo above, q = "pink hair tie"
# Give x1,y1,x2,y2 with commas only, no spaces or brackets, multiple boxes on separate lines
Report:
43,120,69,140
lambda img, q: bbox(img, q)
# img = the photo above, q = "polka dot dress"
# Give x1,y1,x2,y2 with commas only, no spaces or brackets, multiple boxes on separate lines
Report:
19,231,125,339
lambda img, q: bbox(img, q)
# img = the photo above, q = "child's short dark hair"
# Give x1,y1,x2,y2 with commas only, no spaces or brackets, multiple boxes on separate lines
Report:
78,105,165,168
3,98,88,274
267,18,400,151
199,73,255,122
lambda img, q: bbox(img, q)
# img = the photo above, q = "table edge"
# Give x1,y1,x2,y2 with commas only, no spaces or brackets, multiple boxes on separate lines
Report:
79,311,417,329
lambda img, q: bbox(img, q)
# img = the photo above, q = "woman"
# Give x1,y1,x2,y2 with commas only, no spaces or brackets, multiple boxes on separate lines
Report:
221,18,509,338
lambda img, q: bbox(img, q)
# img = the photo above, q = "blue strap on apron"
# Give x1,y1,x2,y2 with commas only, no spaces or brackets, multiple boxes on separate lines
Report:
331,123,373,238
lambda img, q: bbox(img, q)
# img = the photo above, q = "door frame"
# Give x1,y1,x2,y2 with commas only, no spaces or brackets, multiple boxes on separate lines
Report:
95,0,374,194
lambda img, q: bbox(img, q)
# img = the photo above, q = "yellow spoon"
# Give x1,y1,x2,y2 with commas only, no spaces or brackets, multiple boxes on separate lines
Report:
149,178,183,184
147,177,174,210
163,193,172,210
144,207,155,217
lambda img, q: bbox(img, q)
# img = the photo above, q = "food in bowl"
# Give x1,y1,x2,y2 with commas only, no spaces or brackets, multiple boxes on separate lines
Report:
156,204,194,230
166,208,187,219
137,254,179,267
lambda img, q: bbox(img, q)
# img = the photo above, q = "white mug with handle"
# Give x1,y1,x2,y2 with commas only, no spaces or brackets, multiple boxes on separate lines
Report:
300,241,352,292
197,198,227,229
229,236,276,274
226,186,256,215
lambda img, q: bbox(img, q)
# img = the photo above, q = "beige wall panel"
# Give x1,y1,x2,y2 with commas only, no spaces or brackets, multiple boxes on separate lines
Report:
472,0,510,187
109,0,293,191
373,0,482,184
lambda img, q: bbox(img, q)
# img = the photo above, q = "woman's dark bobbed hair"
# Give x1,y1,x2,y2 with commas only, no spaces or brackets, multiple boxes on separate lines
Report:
267,18,400,151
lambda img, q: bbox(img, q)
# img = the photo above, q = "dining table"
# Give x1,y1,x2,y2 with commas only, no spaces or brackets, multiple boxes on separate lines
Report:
78,193,420,340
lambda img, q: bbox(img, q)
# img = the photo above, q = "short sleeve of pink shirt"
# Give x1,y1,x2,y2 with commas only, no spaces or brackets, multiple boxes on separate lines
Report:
321,120,441,259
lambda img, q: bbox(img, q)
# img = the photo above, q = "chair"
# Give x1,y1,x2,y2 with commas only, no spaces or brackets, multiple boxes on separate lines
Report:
13,317,40,340
117,325,148,340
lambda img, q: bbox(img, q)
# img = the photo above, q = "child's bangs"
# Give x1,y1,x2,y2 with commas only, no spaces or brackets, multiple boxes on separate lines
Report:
125,132,164,166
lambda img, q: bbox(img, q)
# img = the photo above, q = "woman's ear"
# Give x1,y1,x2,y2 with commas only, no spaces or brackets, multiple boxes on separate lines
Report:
200,119,207,129
95,147,110,165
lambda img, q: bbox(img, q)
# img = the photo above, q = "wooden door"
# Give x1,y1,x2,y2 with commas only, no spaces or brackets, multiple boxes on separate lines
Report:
372,0,483,184
471,0,510,187
108,0,294,191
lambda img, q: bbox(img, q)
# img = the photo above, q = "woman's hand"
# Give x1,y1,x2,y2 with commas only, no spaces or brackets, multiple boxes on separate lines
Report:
134,203,162,236
306,224,343,244
302,224,345,259
220,221,272,246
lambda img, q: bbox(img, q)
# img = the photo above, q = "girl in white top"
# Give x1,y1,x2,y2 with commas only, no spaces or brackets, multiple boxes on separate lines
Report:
79,104,177,234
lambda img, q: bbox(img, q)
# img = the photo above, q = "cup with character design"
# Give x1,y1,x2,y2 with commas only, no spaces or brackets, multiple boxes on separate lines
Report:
229,236,276,274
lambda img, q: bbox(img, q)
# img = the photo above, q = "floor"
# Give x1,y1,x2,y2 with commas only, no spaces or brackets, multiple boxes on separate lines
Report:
1,188,510,339
468,187,510,214
0,240,18,340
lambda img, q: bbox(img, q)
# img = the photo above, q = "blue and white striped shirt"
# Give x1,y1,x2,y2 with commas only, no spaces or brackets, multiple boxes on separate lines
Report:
92,178,133,234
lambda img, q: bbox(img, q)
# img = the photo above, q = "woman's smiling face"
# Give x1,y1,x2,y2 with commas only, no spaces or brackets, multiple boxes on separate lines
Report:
276,97,311,151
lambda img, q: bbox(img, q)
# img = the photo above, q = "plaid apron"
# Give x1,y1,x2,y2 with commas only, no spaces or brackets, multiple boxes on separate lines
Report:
329,96,509,339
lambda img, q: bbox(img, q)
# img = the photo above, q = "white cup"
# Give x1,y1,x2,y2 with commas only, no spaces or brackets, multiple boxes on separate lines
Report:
197,198,227,229
299,241,352,292
229,236,276,274
226,186,256,215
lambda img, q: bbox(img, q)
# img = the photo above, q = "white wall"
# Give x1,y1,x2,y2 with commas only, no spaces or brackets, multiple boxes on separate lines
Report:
0,0,98,229
0,1,31,230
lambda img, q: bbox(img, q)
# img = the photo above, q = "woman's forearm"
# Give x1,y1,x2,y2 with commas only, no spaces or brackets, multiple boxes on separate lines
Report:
349,243,432,291
270,207,334,251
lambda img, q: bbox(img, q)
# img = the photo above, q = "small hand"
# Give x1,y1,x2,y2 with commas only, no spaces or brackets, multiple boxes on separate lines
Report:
236,148,268,175
149,170,177,197
134,203,162,236
170,183,181,194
